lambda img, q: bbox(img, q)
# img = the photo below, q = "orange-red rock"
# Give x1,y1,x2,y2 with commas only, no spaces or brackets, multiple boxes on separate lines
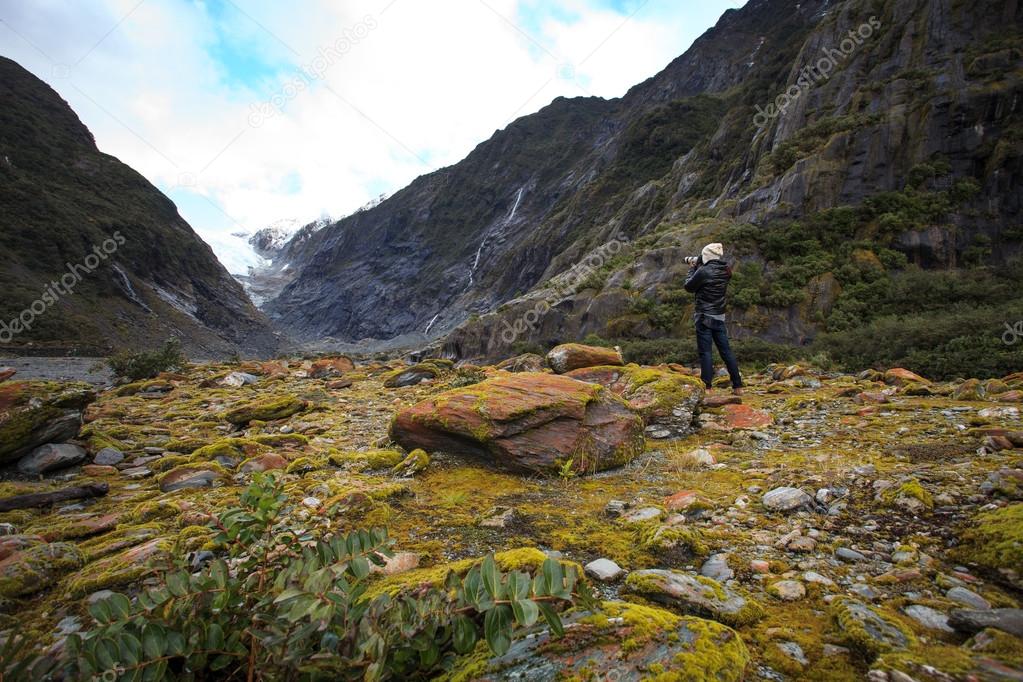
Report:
389,373,644,475
664,490,700,511
546,343,623,374
884,368,929,386
703,394,741,408
565,365,704,437
0,535,44,561
719,404,773,429
239,453,289,473
310,357,355,379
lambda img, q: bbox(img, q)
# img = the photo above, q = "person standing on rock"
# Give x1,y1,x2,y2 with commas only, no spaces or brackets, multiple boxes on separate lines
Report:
684,242,743,395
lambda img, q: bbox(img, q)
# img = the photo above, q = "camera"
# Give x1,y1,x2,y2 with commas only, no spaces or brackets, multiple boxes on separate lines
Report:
684,256,701,266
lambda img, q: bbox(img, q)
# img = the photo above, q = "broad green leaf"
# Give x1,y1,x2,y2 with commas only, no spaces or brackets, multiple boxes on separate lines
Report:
107,593,131,620
542,558,563,594
166,572,188,597
207,622,225,650
538,602,564,637
511,597,539,627
452,615,477,654
141,624,165,659
483,604,513,656
88,599,112,625
481,555,501,600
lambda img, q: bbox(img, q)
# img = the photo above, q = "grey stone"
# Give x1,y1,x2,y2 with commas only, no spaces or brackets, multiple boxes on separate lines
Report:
769,580,806,601
948,608,1023,637
946,586,990,610
479,506,515,528
700,553,734,582
849,583,880,600
219,372,259,387
121,466,152,479
160,469,220,492
93,447,124,465
584,558,624,582
762,487,812,512
776,641,808,666
836,547,867,563
17,443,87,474
620,506,663,524
624,569,761,626
833,598,910,654
903,605,953,632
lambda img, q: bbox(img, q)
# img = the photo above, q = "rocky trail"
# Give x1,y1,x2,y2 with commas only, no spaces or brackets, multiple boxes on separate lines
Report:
0,347,1020,680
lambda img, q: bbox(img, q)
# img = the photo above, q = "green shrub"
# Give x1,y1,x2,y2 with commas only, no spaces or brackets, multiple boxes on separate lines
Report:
107,338,185,381
66,473,594,681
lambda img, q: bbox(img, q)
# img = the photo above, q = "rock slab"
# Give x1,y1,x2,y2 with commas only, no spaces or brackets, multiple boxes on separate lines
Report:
389,373,644,475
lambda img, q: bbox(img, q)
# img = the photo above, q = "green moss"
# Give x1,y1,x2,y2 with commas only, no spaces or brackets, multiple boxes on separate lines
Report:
0,542,85,597
175,525,213,553
252,433,309,447
163,437,209,454
956,503,1023,573
876,646,974,677
77,524,165,561
830,597,915,661
327,449,404,469
391,448,430,476
64,537,174,598
223,395,306,424
150,454,190,472
285,456,327,474
364,547,581,599
127,498,183,523
639,524,709,556
882,478,934,508
189,438,267,461
669,615,751,682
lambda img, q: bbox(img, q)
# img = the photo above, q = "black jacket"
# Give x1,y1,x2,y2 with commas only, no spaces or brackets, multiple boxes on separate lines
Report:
683,258,731,316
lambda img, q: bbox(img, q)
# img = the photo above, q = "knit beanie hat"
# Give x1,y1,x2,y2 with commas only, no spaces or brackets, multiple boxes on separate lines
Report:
702,242,724,261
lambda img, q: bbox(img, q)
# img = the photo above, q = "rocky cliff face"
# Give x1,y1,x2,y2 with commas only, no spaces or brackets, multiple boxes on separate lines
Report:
0,57,280,358
266,0,1021,371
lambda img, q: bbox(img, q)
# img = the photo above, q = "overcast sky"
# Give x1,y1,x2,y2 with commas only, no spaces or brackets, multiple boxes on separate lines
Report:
1,0,742,271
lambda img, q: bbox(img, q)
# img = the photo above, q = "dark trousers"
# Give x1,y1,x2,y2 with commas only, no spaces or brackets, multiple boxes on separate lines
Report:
695,317,742,389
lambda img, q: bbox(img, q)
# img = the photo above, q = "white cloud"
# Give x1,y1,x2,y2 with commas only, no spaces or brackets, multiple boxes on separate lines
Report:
0,0,728,273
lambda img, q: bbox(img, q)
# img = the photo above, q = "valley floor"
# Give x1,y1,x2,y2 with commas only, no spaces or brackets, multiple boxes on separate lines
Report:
1,358,1021,680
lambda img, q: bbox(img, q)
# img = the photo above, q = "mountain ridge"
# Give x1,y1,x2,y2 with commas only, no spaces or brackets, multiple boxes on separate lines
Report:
0,56,281,358
265,0,1022,378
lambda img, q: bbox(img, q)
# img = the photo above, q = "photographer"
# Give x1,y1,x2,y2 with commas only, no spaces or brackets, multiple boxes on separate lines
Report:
683,243,743,395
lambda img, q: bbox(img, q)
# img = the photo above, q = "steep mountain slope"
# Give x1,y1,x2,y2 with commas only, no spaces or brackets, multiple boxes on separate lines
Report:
0,57,280,358
267,0,1022,376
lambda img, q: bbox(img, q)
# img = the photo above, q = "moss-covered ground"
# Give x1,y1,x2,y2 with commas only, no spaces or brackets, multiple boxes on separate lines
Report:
1,358,1021,679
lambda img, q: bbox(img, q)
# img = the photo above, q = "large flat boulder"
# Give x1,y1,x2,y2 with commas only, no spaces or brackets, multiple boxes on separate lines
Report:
389,373,644,475
546,343,623,374
445,601,749,681
17,443,87,475
0,381,95,464
0,541,85,597
566,364,704,438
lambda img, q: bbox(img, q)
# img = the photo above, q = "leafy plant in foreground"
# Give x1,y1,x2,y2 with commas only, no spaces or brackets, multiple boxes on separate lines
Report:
67,473,594,681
